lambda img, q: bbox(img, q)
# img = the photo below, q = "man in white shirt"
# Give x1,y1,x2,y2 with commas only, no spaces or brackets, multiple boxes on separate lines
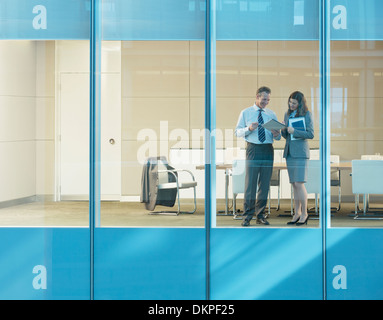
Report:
235,86,281,226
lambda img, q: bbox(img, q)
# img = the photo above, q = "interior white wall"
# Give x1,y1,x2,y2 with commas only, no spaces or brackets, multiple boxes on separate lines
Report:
0,41,56,203
0,41,37,202
35,41,55,198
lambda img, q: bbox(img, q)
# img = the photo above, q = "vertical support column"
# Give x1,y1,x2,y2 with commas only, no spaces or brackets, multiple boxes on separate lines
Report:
89,0,101,300
205,0,216,300
320,0,330,300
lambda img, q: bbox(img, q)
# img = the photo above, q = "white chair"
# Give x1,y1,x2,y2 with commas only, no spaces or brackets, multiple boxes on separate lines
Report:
305,160,321,215
149,157,197,215
330,155,341,211
231,159,246,219
292,158,337,216
224,147,245,164
351,160,383,219
353,155,383,214
268,149,282,214
361,154,383,160
268,169,281,214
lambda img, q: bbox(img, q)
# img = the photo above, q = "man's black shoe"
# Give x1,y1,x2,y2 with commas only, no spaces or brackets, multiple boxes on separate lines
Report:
256,217,270,225
241,219,250,227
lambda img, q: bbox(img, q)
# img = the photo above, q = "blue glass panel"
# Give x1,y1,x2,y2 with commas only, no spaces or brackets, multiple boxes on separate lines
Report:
331,0,383,40
211,229,323,300
327,229,383,300
1,0,382,40
0,228,90,300
0,0,90,39
102,0,205,40
217,0,319,40
94,228,206,299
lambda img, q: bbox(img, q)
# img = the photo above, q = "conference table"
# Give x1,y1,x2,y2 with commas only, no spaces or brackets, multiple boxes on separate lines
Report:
196,161,352,216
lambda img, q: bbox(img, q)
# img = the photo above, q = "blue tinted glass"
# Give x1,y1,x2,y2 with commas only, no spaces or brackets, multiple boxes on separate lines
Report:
102,0,205,40
0,0,90,39
3,0,382,41
217,0,319,40
331,0,383,40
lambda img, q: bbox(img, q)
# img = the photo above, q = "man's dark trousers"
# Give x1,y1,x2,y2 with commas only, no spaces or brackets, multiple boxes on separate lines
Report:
243,142,274,222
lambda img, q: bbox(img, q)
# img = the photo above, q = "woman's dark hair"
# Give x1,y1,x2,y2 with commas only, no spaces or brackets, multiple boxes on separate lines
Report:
287,91,308,116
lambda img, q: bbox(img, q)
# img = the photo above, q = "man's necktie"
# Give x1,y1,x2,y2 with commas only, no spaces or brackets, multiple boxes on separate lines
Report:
258,109,266,143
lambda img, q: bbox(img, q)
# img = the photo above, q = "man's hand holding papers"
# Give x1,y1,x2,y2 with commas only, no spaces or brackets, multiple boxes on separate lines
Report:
261,119,286,131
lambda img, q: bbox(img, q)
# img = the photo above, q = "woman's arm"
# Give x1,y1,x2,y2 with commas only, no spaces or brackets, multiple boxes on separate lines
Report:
290,111,314,140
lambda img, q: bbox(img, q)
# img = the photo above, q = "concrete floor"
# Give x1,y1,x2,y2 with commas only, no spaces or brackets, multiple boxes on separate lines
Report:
0,199,383,228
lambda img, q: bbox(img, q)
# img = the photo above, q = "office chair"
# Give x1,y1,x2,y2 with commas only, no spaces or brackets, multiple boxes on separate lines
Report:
231,159,246,220
361,155,383,160
352,160,383,219
352,155,383,214
305,160,321,215
141,156,197,215
268,169,281,216
330,155,341,211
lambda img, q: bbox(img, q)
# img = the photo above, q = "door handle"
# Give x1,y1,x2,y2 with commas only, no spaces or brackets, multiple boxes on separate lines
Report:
109,138,115,145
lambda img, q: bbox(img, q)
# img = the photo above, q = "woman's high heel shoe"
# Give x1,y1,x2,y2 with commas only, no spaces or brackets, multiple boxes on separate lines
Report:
287,217,300,225
296,215,309,226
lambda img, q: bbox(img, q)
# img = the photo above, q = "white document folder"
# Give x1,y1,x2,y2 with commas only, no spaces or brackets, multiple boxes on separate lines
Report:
261,119,286,131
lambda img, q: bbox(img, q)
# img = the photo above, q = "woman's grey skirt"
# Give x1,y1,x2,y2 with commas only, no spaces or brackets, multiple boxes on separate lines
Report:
286,155,308,183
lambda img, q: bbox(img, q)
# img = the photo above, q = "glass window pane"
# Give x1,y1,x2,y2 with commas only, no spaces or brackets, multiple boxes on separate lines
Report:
215,0,320,228
329,0,383,227
330,40,383,226
0,1,90,226
100,2,205,227
210,0,324,300
0,1,91,300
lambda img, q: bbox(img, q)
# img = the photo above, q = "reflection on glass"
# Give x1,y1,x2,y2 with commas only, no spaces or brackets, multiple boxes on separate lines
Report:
330,40,383,227
0,40,89,226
